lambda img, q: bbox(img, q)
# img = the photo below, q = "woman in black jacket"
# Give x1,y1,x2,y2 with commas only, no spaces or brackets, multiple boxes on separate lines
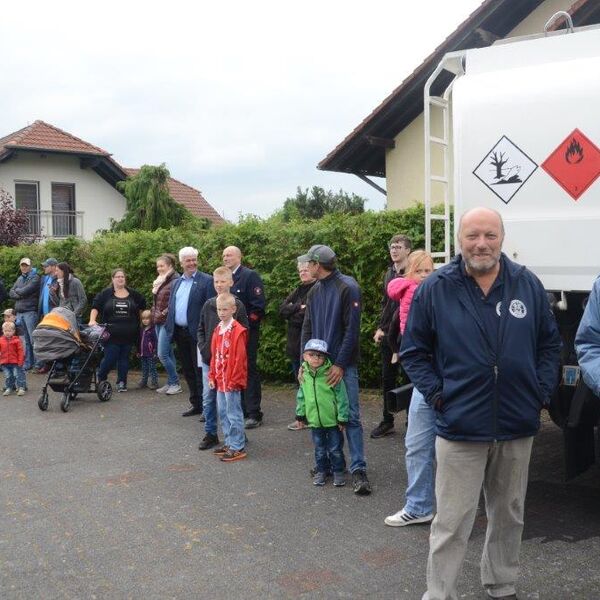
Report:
279,260,316,430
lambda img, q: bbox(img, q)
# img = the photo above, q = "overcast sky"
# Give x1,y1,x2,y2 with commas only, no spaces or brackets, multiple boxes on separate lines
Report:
1,0,483,221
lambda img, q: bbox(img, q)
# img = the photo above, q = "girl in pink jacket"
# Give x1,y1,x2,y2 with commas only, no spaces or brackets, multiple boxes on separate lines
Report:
387,250,434,362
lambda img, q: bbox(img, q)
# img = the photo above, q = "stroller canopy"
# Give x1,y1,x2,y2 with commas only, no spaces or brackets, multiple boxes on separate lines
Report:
33,307,85,362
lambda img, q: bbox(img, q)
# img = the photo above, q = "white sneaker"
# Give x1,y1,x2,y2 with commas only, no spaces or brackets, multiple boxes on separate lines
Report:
165,384,183,395
16,388,25,397
3,388,11,396
156,384,170,394
384,508,434,527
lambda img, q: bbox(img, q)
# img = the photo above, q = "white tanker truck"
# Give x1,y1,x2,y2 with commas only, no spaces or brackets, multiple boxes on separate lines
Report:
423,13,600,478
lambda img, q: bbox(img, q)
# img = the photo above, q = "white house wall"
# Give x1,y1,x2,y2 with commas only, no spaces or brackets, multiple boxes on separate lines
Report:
385,0,573,210
0,152,126,239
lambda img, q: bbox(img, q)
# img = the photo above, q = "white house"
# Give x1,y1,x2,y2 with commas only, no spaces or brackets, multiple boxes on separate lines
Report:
0,120,225,240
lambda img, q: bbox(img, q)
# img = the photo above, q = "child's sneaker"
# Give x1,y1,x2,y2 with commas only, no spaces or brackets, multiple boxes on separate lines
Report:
117,382,127,392
213,444,229,456
313,472,326,486
16,388,25,396
3,388,11,396
333,472,345,487
220,448,247,462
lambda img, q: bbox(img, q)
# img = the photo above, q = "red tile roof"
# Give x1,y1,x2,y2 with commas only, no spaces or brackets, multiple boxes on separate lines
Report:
0,120,110,156
0,120,226,226
124,168,226,225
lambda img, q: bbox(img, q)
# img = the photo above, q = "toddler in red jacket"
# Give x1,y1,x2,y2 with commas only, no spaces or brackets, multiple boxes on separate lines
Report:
1,322,26,396
208,293,248,462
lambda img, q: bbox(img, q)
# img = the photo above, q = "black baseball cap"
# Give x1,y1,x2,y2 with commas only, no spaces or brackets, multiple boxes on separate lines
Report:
297,244,336,265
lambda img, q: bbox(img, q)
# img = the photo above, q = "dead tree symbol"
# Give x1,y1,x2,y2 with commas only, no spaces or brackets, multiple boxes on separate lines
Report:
490,151,508,179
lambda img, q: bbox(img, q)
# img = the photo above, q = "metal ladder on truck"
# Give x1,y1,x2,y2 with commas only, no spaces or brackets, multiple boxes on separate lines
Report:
423,51,465,267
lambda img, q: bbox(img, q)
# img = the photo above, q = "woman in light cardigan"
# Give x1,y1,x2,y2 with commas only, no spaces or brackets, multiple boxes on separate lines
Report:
49,262,87,320
152,254,181,394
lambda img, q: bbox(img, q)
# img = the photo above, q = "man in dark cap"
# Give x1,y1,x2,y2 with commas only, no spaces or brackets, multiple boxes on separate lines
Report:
299,244,371,495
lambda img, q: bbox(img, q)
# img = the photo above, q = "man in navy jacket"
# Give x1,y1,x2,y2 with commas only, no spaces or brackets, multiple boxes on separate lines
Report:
300,244,371,496
400,207,560,600
166,247,215,417
222,246,265,428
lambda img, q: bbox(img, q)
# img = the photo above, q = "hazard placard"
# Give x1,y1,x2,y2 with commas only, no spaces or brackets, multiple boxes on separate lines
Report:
542,128,600,201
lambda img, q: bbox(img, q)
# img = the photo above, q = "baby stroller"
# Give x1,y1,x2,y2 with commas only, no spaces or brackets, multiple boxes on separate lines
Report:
33,307,112,412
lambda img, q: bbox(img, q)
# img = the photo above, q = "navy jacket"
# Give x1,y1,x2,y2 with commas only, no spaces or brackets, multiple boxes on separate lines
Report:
232,265,265,327
400,254,561,442
301,269,361,369
165,271,215,342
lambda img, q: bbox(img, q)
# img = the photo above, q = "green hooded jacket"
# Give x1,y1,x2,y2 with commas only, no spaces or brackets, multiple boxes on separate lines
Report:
295,358,349,428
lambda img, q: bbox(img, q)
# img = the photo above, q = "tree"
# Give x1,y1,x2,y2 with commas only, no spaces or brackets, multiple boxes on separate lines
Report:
280,186,366,221
489,152,508,180
112,164,199,232
0,189,39,246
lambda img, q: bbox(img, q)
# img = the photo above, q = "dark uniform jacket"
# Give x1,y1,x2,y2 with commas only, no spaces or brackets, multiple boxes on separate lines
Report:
232,265,265,328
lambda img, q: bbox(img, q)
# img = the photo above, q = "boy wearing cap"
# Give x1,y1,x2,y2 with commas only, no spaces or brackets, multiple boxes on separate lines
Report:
300,244,372,495
296,339,348,487
8,258,40,371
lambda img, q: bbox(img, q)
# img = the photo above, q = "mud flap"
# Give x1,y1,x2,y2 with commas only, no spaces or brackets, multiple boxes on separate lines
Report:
564,379,599,480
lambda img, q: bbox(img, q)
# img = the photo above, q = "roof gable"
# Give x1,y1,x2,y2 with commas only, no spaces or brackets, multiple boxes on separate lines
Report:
318,0,600,178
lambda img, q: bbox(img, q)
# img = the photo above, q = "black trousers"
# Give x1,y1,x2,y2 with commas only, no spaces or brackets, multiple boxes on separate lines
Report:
174,326,203,411
381,338,400,423
242,324,262,420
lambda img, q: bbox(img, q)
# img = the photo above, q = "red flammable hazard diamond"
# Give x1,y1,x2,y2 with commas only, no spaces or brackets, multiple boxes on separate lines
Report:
542,128,600,201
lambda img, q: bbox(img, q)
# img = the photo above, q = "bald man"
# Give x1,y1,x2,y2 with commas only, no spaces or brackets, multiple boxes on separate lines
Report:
222,246,265,428
400,207,561,600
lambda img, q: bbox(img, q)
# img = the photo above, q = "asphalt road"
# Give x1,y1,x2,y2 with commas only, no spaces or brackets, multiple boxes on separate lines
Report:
1,373,599,599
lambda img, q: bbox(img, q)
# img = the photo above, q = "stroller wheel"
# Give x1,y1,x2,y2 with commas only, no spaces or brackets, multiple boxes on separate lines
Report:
60,392,71,413
97,381,112,402
38,392,49,411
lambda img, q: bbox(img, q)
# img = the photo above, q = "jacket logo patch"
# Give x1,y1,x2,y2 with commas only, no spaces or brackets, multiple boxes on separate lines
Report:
254,286,262,295
496,301,502,317
509,299,527,319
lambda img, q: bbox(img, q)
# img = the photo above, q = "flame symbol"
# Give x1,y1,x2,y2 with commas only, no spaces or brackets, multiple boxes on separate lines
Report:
565,138,584,164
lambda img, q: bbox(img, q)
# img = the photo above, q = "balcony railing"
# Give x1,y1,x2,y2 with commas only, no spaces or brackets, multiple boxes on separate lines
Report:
24,210,84,238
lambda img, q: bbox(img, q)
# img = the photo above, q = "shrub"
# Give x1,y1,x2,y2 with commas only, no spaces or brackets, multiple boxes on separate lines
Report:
0,205,448,387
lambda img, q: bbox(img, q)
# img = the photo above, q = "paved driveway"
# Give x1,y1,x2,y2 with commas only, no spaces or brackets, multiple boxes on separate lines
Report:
1,374,599,599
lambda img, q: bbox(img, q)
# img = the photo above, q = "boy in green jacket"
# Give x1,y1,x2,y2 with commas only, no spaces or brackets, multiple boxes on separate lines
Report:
296,339,349,487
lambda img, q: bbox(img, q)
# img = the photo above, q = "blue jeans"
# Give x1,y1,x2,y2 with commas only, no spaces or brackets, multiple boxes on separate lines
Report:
404,387,436,517
201,361,217,436
156,324,179,386
2,365,26,390
312,427,345,474
18,311,38,370
343,364,367,473
98,343,132,384
217,390,245,451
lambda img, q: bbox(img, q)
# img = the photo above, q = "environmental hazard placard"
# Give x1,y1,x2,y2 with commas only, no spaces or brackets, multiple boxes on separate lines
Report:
472,136,537,204
541,128,600,201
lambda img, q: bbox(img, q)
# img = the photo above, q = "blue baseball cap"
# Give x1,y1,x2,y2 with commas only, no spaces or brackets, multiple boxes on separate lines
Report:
304,339,329,355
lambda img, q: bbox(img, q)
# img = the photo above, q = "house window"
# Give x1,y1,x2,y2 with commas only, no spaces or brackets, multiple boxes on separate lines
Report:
51,183,76,237
14,181,40,235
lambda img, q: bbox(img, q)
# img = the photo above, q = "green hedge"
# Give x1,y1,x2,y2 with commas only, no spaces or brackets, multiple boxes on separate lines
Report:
0,205,448,386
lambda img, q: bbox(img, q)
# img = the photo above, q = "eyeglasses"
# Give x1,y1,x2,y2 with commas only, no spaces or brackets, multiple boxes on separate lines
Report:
389,244,406,251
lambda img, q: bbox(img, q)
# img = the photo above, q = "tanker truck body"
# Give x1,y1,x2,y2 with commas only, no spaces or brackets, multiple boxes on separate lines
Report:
424,20,600,478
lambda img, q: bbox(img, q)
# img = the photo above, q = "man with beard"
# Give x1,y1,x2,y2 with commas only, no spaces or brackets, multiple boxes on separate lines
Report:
400,207,560,600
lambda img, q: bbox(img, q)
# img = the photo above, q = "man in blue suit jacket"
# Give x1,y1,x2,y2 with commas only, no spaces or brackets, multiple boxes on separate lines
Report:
165,247,215,417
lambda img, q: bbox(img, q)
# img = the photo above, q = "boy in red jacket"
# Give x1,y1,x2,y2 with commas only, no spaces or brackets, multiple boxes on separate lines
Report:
208,293,248,462
1,322,26,396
